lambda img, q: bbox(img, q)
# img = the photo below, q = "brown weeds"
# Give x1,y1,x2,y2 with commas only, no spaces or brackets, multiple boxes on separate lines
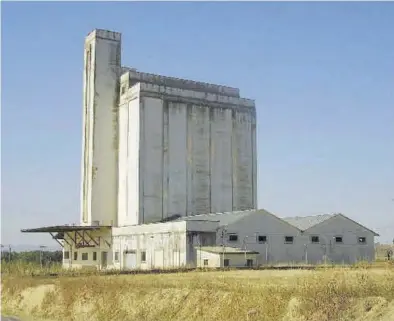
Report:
1,263,393,321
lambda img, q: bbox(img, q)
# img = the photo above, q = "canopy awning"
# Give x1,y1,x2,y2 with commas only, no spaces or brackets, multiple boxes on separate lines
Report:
21,225,111,248
21,225,111,233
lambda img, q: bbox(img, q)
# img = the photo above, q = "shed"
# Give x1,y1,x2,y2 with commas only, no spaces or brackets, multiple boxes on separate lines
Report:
282,213,380,264
195,246,259,268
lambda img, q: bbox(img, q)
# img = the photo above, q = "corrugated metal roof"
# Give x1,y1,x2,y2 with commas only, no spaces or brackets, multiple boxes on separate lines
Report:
176,209,260,226
21,225,111,233
198,246,259,254
281,214,335,231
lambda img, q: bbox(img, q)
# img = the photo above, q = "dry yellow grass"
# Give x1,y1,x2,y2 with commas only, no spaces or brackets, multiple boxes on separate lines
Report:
2,263,394,321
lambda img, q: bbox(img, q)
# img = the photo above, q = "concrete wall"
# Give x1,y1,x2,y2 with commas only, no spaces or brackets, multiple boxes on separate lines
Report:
196,250,257,268
111,220,219,270
112,221,188,270
216,210,307,265
117,84,141,227
117,76,257,226
304,215,376,264
80,29,121,226
62,228,112,269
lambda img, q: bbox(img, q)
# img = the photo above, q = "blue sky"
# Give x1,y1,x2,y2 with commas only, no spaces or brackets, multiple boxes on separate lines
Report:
2,2,394,247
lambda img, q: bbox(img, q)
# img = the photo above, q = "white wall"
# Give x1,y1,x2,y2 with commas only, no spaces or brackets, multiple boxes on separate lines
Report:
112,221,188,270
117,77,257,226
304,215,376,264
80,29,121,226
141,97,164,223
117,84,141,226
196,250,257,268
62,228,112,269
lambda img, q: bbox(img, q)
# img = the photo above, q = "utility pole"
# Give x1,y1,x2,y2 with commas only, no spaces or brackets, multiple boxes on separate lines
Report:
265,236,269,264
2,244,12,262
220,227,227,268
150,235,154,269
39,245,46,268
304,243,308,265
243,236,248,266
196,235,202,268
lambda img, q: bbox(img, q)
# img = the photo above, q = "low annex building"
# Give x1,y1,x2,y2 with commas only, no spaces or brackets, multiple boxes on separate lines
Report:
196,247,259,268
21,29,379,270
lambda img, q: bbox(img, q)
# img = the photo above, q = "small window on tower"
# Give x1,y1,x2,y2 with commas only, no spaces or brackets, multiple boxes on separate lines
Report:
228,234,238,242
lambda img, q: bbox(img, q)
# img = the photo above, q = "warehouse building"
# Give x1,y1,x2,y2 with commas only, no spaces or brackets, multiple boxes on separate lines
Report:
21,29,379,269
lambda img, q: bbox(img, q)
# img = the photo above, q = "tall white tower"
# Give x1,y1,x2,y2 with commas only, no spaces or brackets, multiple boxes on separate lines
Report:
117,70,257,226
80,29,121,226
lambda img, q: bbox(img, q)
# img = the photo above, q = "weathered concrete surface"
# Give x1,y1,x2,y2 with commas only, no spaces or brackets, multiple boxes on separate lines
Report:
82,29,257,228
80,29,121,227
118,82,257,226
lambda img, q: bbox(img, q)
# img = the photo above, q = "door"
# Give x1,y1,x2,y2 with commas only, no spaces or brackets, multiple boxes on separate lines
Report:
173,250,180,267
101,251,108,268
124,251,137,270
154,250,164,268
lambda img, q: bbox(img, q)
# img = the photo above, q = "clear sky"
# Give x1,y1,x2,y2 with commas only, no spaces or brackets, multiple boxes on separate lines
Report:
2,2,394,247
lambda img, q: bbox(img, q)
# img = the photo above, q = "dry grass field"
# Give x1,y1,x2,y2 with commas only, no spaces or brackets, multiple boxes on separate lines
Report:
1,261,394,321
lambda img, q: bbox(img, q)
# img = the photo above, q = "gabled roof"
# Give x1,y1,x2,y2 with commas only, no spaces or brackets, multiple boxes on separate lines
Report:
282,214,335,231
21,225,111,233
176,209,302,232
176,210,255,226
282,213,380,236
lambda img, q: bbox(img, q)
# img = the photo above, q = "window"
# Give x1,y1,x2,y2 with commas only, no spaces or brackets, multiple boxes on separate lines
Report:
121,86,126,95
64,251,70,260
93,252,97,261
335,236,343,243
141,251,146,262
358,237,366,244
223,259,230,267
74,252,78,260
285,236,294,244
257,235,267,243
228,234,238,242
203,259,208,266
114,252,119,262
82,253,88,261
311,236,320,244
246,259,253,267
